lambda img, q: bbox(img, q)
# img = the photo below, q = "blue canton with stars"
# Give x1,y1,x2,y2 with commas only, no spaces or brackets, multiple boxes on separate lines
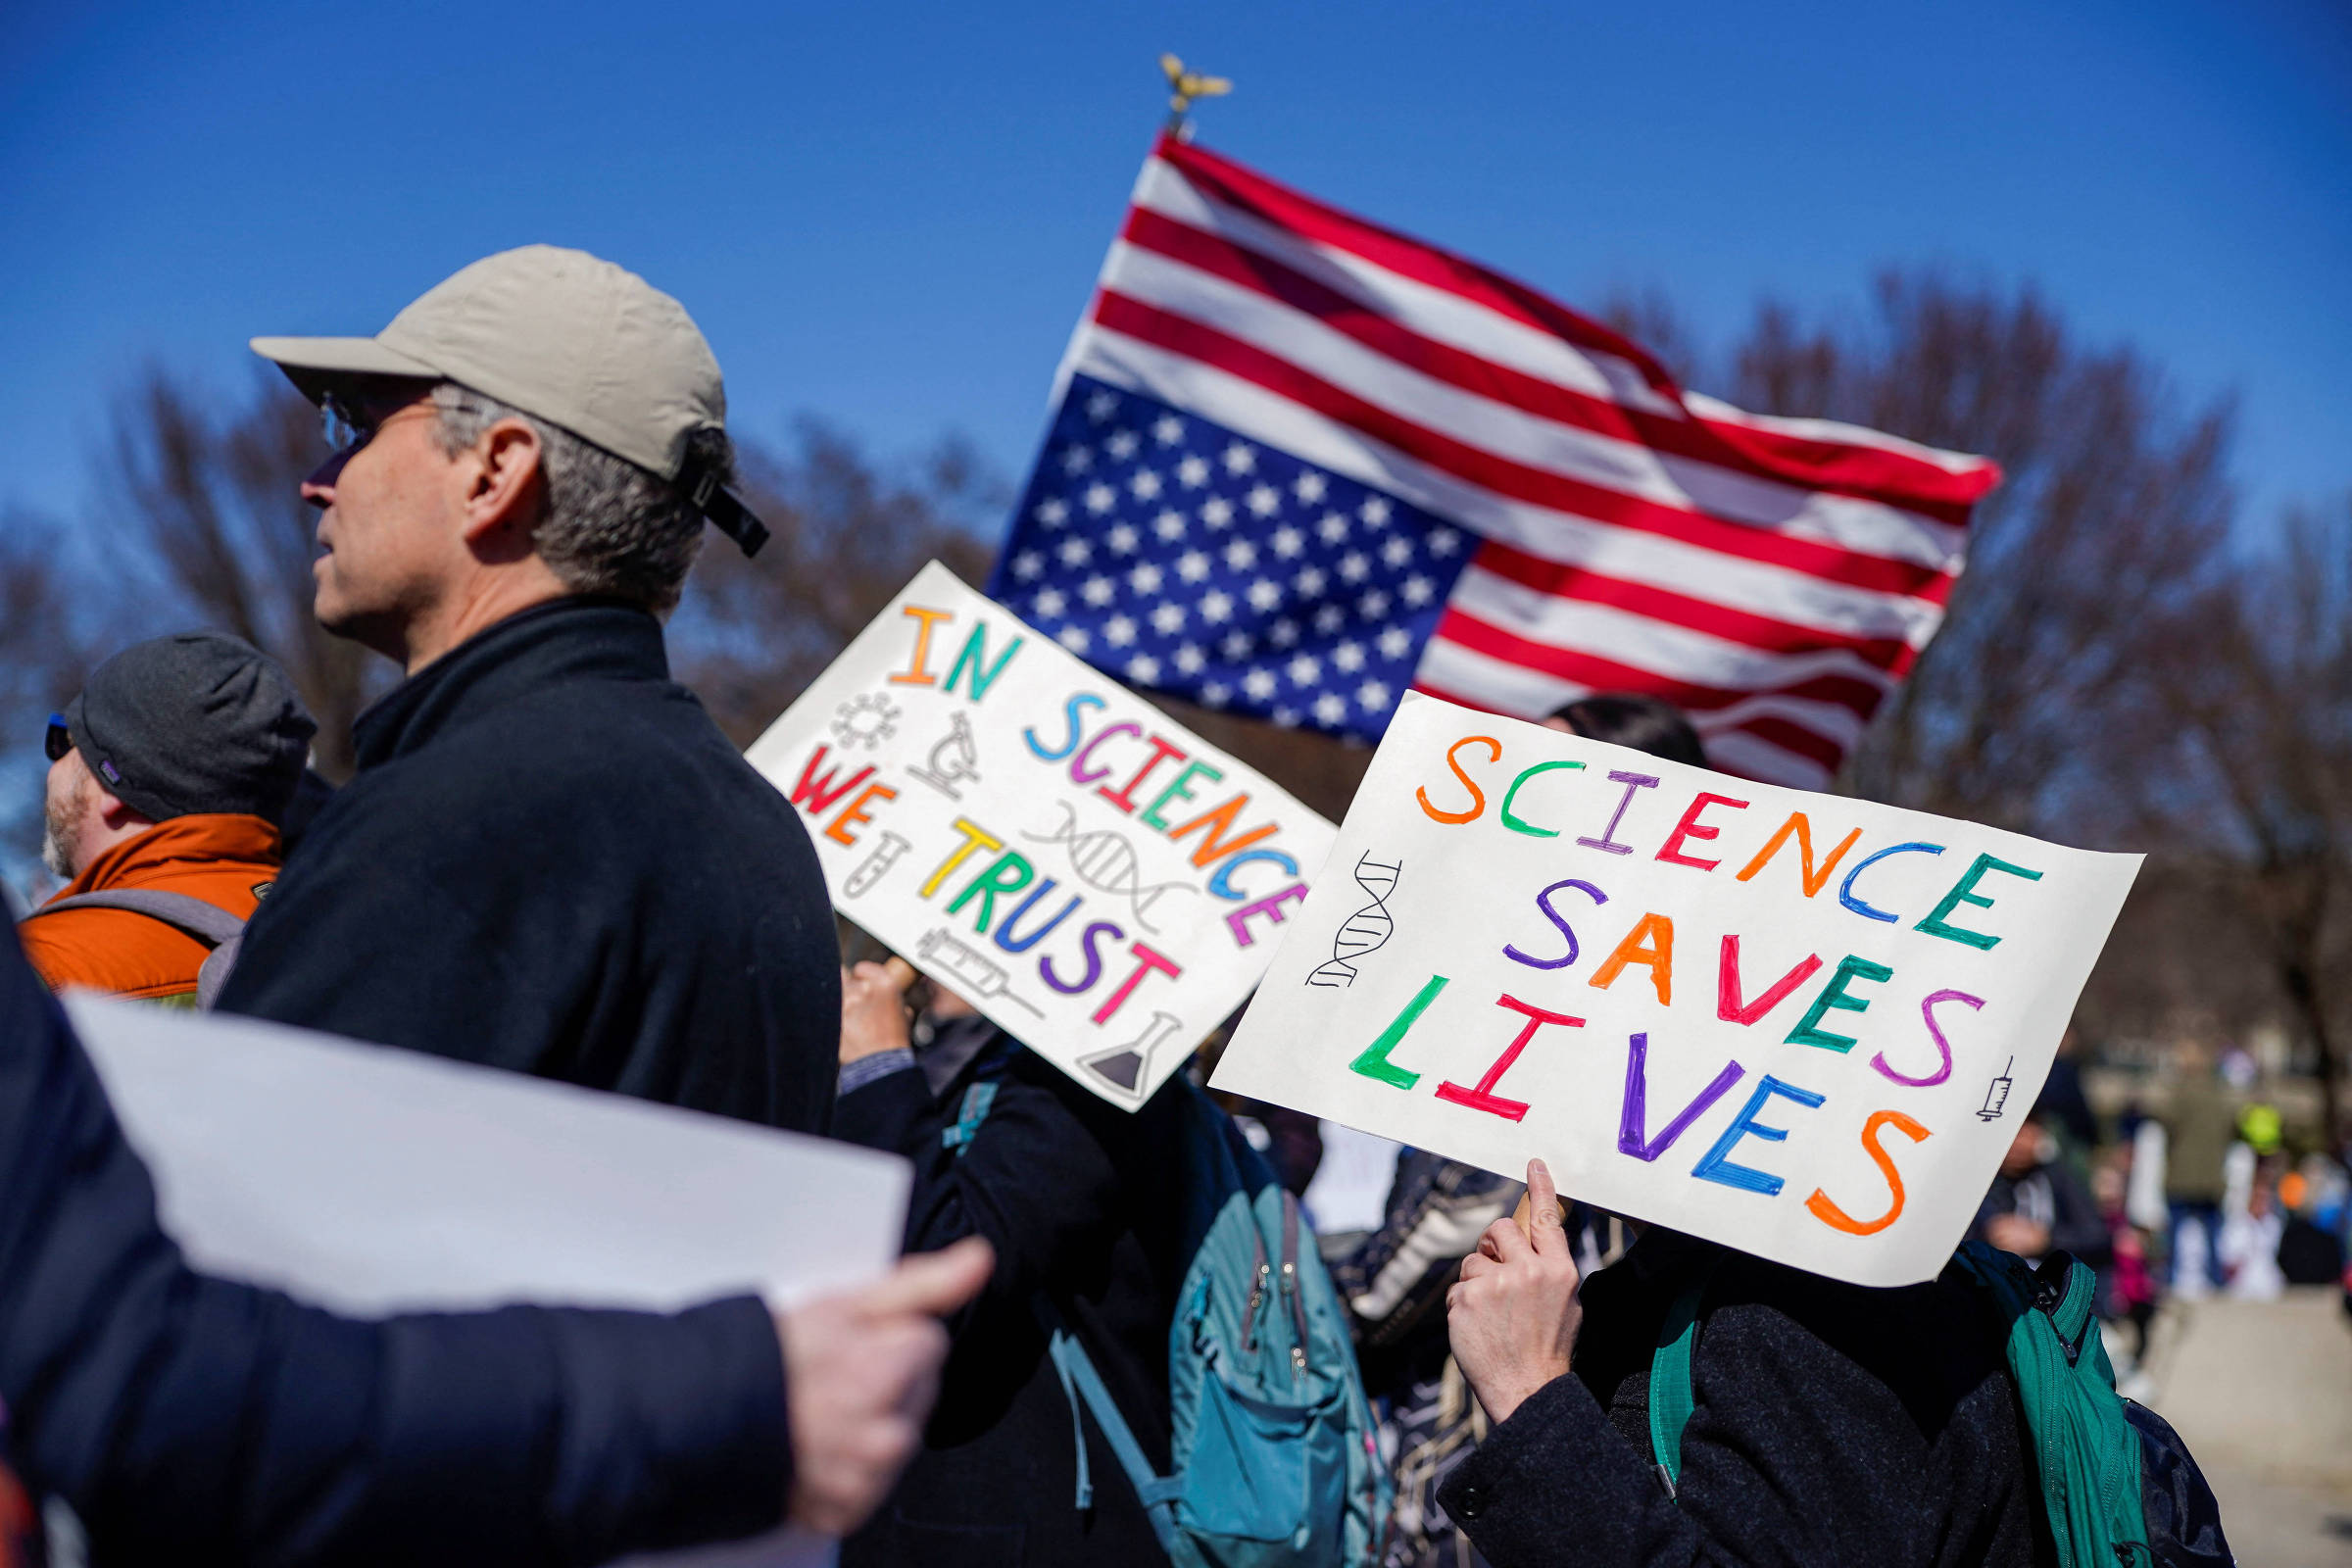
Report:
986,375,1471,742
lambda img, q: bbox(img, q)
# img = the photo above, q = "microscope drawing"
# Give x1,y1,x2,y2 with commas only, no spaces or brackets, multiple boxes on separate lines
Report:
906,711,980,800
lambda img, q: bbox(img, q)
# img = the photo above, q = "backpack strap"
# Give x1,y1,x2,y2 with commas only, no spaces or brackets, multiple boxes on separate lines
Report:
26,889,246,947
1046,1327,1184,1551
942,1081,1000,1156
1279,1190,1311,1381
25,891,248,1011
194,934,242,1011
1647,1254,1722,1500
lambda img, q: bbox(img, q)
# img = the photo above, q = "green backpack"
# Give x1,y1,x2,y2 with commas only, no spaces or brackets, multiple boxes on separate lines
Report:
1648,1243,2230,1568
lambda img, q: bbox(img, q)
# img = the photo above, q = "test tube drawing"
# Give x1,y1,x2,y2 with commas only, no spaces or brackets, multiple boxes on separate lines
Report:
916,927,1044,1016
844,830,911,899
1977,1056,2015,1121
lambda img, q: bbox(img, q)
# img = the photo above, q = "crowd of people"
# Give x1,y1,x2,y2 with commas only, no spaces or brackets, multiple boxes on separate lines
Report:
0,243,2295,1567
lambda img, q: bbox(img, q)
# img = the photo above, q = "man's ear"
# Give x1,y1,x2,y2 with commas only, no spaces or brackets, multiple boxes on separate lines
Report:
91,786,154,834
457,418,546,556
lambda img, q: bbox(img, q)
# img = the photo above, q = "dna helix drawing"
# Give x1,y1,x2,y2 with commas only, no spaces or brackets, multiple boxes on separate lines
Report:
1022,801,1195,933
1307,851,1401,989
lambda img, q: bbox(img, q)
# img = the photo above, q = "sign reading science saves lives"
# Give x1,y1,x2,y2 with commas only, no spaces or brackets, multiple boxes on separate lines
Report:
748,563,1336,1109
1211,693,2140,1286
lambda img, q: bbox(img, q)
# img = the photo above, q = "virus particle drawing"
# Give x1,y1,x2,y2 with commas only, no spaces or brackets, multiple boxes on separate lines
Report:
831,692,900,750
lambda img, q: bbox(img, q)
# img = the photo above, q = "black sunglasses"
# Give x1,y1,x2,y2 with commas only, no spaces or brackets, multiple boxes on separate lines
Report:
318,391,381,456
44,713,72,762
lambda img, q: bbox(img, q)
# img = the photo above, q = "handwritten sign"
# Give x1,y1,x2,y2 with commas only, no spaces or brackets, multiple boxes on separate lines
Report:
1209,693,2140,1286
746,563,1336,1108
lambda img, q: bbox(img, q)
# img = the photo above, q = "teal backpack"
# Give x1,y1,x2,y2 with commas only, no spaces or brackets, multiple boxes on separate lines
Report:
943,1063,1390,1567
1647,1243,2231,1568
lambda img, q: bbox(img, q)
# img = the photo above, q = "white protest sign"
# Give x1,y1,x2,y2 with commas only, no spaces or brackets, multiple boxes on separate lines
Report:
1210,693,2140,1287
71,997,906,1565
746,562,1336,1108
70,995,911,1316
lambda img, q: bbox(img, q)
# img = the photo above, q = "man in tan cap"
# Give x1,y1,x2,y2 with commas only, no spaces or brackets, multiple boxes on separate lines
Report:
217,247,840,1138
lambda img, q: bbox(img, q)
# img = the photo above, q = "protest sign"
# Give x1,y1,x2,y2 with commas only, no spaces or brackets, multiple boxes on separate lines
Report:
71,995,911,1316
746,562,1336,1108
73,998,907,1566
1209,693,2141,1287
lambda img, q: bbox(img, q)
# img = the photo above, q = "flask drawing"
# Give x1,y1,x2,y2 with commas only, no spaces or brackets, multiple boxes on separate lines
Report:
1078,1008,1183,1097
1307,852,1401,989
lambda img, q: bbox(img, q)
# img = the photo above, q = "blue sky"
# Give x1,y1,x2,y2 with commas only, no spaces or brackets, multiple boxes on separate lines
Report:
3,0,2346,535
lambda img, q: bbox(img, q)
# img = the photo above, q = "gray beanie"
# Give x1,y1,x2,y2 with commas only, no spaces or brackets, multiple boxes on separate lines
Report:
64,633,318,826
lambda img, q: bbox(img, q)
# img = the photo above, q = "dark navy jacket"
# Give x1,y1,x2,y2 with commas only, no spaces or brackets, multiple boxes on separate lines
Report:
0,924,787,1565
219,598,839,1133
835,1021,1183,1568
1438,1231,2047,1568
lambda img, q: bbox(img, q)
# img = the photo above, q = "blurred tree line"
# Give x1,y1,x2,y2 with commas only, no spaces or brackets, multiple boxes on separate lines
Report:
2,269,2344,1145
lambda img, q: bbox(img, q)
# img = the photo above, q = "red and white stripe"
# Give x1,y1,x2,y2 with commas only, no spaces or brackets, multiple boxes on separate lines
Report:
1055,134,2001,789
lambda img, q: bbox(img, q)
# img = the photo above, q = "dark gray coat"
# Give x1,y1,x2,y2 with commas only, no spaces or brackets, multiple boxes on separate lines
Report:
1440,1231,2049,1568
220,598,839,1132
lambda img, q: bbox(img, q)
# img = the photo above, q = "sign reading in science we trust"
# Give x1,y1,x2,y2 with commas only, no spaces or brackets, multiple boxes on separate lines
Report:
747,563,1336,1109
1211,693,2140,1286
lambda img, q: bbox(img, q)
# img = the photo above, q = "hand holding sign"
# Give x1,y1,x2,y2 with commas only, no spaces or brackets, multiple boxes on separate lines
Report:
1450,1158,1583,1427
1212,694,2140,1287
780,1237,993,1535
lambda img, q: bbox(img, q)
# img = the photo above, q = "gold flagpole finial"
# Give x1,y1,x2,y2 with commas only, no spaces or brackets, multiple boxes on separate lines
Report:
1160,53,1232,138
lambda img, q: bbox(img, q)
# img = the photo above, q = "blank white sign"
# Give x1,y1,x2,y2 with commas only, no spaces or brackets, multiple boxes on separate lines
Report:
68,995,909,1317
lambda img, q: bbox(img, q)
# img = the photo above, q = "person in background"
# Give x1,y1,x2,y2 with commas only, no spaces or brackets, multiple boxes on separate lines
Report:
0,918,992,1565
1339,692,1707,1568
215,247,840,1133
2160,1040,2238,1294
1969,1105,2110,1269
2034,1028,2100,1155
829,963,1191,1565
1437,1161,2045,1568
2090,1151,2160,1384
20,632,315,1004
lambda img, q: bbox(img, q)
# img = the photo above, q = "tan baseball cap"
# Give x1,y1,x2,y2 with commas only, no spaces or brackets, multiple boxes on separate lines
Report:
252,245,768,554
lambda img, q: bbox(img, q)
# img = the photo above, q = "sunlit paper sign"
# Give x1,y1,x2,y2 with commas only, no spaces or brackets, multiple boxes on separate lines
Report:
1209,694,2140,1286
746,563,1336,1108
72,998,907,1565
71,995,911,1316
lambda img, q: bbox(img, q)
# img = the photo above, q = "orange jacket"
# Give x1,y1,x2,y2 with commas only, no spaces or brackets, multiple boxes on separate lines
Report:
21,814,283,1002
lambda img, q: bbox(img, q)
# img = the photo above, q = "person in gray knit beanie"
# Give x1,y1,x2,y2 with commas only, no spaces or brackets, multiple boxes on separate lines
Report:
42,633,316,880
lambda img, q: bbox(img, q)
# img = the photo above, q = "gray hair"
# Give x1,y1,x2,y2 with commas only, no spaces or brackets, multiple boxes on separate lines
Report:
429,383,729,615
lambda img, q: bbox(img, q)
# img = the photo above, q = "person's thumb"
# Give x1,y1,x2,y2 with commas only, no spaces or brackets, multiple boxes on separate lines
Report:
856,1237,995,1317
1526,1158,1566,1251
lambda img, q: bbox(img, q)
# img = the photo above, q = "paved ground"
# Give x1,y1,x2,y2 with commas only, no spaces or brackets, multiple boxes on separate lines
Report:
2135,1287,2352,1566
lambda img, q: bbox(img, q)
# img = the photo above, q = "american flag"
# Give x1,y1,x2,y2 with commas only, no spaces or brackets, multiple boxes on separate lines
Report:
988,134,2001,789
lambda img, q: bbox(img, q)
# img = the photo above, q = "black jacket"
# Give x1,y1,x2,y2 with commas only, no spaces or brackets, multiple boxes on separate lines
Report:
1439,1232,2048,1568
833,1020,1187,1568
219,599,839,1132
0,924,787,1565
